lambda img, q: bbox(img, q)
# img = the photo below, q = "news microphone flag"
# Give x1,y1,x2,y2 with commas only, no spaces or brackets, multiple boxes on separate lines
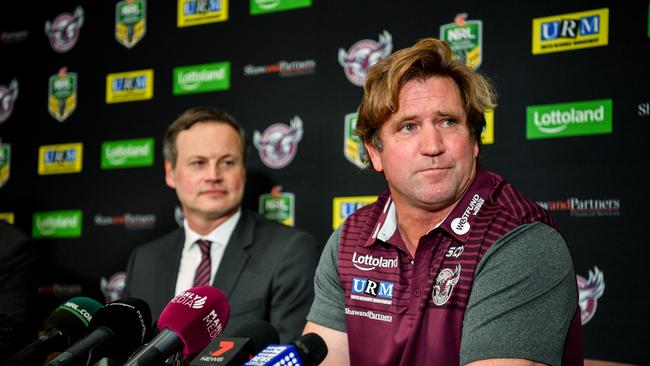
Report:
244,333,327,366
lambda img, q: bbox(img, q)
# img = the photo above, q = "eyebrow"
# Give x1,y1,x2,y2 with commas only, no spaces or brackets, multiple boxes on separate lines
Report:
392,110,463,124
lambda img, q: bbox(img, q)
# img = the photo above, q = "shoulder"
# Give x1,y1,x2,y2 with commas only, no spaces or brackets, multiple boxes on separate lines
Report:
131,228,184,255
0,221,28,245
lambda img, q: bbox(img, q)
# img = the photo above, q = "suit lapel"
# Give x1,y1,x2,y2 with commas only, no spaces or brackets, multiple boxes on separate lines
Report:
158,229,184,306
213,210,255,297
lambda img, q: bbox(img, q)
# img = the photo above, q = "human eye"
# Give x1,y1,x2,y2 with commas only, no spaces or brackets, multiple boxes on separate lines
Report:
440,118,458,127
399,122,417,132
219,158,237,169
189,159,205,167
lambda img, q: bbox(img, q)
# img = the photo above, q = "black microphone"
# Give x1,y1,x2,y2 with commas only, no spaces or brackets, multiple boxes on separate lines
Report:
243,333,327,366
6,296,102,365
123,286,230,366
45,298,151,366
188,319,279,366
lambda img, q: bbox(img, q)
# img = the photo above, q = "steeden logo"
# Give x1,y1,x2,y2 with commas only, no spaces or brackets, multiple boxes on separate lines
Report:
32,210,83,238
174,62,230,95
177,0,229,27
101,138,154,169
532,8,609,54
527,99,612,139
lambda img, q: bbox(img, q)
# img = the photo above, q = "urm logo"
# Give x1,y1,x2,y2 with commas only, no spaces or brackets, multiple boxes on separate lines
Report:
541,15,600,40
352,278,393,298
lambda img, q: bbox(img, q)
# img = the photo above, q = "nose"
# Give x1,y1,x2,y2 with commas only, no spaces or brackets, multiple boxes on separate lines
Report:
419,123,445,156
206,162,223,182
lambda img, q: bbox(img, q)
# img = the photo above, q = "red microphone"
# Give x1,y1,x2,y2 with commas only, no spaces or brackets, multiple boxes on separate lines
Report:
124,286,230,365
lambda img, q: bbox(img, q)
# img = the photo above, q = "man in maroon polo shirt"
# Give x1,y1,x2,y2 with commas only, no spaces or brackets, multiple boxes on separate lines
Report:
304,38,583,365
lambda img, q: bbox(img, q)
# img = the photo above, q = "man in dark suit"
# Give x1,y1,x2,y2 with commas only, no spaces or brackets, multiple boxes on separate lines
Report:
124,107,320,343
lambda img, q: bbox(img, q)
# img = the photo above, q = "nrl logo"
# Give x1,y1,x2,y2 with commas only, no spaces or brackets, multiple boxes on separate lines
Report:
45,6,84,53
343,113,368,169
0,79,19,124
0,143,10,189
48,67,77,122
253,116,303,169
432,263,461,306
440,13,483,70
115,0,146,49
577,266,605,325
338,30,392,87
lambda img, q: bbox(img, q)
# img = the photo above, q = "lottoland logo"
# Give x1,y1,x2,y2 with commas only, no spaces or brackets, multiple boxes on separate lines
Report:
526,99,612,139
250,0,312,15
101,138,154,169
173,62,230,95
33,210,82,238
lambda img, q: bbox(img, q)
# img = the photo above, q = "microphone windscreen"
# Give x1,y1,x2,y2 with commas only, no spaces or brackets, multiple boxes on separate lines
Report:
157,286,230,358
42,297,103,342
88,298,152,360
224,319,279,354
294,333,328,365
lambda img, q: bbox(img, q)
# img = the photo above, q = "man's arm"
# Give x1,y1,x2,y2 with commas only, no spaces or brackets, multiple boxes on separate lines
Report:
303,321,349,366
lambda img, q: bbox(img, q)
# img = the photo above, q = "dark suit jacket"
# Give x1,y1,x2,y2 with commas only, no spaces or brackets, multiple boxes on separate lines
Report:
124,210,321,343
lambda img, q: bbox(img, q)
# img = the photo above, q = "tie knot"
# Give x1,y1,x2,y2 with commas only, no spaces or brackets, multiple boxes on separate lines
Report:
196,239,211,254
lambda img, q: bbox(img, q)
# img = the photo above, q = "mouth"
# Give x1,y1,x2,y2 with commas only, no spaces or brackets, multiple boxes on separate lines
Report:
200,189,227,196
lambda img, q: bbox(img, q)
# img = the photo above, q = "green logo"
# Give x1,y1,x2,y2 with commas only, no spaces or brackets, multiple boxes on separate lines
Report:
0,143,10,188
440,13,483,69
250,0,311,15
115,0,146,49
526,99,612,139
48,67,77,122
343,113,368,169
173,61,230,95
101,138,154,169
33,210,82,238
259,188,295,227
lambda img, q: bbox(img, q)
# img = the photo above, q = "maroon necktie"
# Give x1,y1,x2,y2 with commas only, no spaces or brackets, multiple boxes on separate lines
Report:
193,239,212,287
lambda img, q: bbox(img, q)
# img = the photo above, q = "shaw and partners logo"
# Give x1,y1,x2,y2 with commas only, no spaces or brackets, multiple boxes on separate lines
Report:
352,252,398,271
577,266,605,325
101,138,154,169
45,6,84,53
532,8,608,54
174,62,230,95
450,194,484,235
106,69,153,103
38,142,83,175
332,196,377,230
536,197,621,217
32,210,82,238
338,31,393,87
244,59,316,77
172,290,208,309
526,99,612,139
345,307,392,322
351,278,394,305
94,213,156,229
177,0,228,27
250,0,311,15
115,0,147,49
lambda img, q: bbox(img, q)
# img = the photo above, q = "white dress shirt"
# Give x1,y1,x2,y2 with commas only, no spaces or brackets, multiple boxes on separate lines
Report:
174,209,241,295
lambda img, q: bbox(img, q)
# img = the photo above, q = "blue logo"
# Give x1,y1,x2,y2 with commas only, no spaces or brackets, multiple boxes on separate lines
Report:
352,278,393,299
112,76,147,91
541,15,600,40
44,149,77,163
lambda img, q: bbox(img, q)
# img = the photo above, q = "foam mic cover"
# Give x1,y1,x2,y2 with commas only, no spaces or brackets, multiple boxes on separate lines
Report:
243,333,328,366
46,298,151,366
124,286,230,365
189,319,279,365
6,296,102,365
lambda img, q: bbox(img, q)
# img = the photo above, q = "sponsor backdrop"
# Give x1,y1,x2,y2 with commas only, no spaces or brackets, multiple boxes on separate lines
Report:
0,0,648,363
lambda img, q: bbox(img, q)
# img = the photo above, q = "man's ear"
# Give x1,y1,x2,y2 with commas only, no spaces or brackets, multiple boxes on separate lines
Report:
364,141,383,173
164,160,176,189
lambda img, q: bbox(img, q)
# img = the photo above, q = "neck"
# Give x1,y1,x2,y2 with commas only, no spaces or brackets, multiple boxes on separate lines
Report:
394,202,455,257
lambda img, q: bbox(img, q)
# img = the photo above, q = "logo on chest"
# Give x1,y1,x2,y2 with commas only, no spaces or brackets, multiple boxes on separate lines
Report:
351,277,394,305
351,252,398,271
432,264,462,306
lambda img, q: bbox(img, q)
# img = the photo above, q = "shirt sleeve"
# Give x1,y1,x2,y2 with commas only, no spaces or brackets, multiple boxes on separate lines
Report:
460,222,578,365
306,226,347,332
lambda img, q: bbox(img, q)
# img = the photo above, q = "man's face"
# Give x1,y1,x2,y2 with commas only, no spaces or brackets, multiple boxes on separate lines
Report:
365,75,478,213
165,122,246,223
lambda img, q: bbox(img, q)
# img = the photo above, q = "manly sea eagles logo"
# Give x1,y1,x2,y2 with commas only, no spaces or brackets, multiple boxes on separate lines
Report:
432,263,462,306
45,6,84,53
338,30,393,87
577,266,605,325
0,79,18,124
100,272,126,303
253,116,303,169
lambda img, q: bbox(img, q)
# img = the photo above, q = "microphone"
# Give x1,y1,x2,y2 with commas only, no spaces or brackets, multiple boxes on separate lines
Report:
6,296,102,365
189,319,279,366
45,298,151,366
123,286,230,365
243,333,328,366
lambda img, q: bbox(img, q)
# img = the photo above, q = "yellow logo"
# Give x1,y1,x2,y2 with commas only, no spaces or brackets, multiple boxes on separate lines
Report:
0,212,15,224
481,109,494,145
532,8,608,54
38,143,83,175
332,196,377,229
106,69,153,103
177,0,229,27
